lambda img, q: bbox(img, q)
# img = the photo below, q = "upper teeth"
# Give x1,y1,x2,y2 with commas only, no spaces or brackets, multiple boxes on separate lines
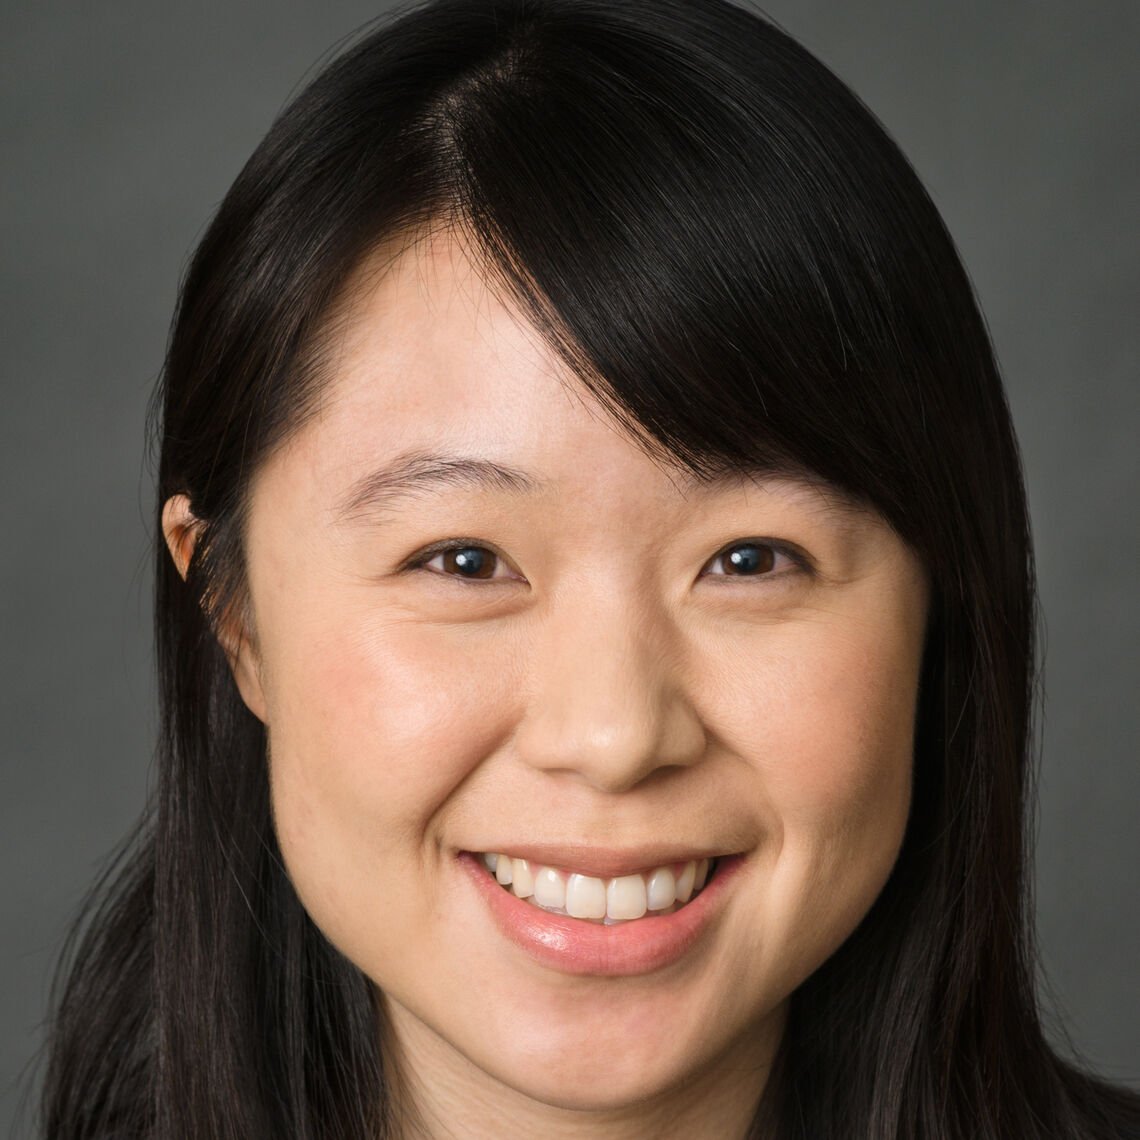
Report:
480,853,712,923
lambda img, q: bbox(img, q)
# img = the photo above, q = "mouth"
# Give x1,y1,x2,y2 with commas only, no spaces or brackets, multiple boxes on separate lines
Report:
478,852,717,925
459,848,743,976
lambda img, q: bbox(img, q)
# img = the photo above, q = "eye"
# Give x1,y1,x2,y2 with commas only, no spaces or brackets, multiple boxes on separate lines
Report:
408,541,520,582
701,540,800,578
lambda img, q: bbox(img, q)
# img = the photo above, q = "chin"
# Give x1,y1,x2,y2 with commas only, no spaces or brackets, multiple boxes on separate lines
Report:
462,986,773,1114
483,1045,702,1113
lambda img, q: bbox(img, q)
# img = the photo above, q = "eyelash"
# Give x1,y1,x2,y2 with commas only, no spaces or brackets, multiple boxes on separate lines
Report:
402,538,809,583
702,541,805,579
403,540,520,582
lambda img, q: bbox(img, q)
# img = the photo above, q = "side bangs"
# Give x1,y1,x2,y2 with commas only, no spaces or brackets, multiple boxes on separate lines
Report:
436,0,963,547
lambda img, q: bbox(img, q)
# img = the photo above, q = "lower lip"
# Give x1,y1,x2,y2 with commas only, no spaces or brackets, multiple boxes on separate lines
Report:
458,851,744,976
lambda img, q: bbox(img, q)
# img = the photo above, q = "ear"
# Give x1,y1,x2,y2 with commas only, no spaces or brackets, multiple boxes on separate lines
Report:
161,494,269,723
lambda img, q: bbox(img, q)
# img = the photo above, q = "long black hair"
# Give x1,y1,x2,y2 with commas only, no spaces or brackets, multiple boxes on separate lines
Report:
40,0,1140,1136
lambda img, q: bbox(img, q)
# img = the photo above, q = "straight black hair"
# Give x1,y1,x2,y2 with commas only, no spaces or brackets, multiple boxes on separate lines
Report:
39,0,1140,1136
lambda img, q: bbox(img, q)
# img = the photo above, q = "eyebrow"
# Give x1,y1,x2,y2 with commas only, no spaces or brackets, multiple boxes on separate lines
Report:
334,450,544,522
333,448,868,525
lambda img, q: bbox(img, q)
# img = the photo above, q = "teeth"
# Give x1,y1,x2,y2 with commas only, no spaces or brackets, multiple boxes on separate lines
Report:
511,858,535,898
483,853,718,924
533,866,566,910
694,858,709,891
565,873,607,919
606,874,647,920
646,867,676,911
675,861,696,904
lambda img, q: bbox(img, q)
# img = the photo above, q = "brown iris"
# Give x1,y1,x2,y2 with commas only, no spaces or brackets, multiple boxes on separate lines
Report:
723,544,775,575
442,546,496,578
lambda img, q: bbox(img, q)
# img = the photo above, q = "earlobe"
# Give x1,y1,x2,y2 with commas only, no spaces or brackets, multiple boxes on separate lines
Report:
227,638,270,724
160,494,269,723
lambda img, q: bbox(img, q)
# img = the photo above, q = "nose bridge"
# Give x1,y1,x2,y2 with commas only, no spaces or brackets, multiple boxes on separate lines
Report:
514,582,707,792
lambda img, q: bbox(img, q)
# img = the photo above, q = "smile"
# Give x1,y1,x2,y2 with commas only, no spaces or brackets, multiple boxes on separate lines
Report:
460,848,743,975
480,852,715,924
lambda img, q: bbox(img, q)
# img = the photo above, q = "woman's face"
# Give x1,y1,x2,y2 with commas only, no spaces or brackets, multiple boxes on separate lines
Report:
167,232,928,1130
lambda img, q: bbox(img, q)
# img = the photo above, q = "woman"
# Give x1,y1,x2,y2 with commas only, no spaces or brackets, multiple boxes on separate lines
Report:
39,0,1140,1136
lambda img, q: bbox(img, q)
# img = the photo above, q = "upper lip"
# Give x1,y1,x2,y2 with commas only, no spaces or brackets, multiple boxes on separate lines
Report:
463,844,732,879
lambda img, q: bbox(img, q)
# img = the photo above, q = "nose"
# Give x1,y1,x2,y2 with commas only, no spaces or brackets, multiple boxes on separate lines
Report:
512,592,708,793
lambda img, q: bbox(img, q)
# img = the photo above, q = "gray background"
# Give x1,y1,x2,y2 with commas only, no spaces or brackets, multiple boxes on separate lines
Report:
2,1,1137,1134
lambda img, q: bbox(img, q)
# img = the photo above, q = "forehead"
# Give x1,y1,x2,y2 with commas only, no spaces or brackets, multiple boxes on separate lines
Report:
320,227,573,442
336,227,548,375
267,228,867,526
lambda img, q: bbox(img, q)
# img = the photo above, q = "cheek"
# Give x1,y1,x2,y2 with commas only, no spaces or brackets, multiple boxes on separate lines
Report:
744,597,920,802
714,611,920,962
261,605,521,880
767,638,916,831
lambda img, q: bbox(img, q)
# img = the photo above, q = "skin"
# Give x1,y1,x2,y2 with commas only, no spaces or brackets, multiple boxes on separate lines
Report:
164,230,930,1140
